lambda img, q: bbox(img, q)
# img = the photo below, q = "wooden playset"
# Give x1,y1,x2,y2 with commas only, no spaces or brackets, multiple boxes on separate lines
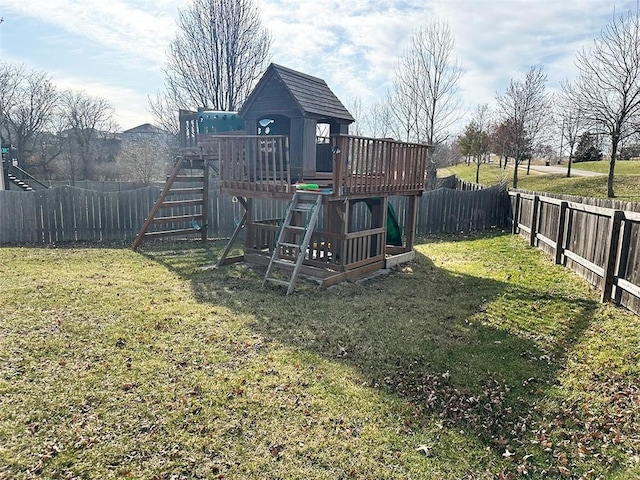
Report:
132,64,430,293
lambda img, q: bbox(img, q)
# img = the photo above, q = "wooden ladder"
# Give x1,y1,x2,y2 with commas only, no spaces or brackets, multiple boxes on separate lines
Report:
131,156,208,251
263,192,323,294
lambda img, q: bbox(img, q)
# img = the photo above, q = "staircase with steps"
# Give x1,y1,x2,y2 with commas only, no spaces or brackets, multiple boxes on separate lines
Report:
5,165,49,191
263,192,323,294
131,156,209,251
7,172,35,191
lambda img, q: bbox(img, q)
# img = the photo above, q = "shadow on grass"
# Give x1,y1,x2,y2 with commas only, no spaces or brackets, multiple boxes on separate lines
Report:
139,236,600,474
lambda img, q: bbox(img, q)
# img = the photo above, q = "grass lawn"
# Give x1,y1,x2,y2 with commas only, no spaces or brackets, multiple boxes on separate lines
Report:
443,161,640,202
1,235,639,479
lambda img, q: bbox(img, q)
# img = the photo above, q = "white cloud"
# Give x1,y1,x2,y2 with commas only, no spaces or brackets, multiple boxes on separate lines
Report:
2,0,639,133
0,0,176,64
53,75,155,130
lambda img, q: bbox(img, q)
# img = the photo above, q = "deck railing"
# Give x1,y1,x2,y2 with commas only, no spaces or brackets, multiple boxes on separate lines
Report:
179,110,199,148
210,134,428,197
331,135,429,196
245,219,385,272
217,135,291,193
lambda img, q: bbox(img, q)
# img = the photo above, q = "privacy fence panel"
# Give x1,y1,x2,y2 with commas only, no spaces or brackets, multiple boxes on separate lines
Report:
1,179,510,245
0,186,162,244
510,190,640,315
414,183,510,235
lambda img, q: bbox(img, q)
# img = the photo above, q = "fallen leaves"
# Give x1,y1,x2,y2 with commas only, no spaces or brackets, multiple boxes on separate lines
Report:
378,365,640,478
416,444,432,457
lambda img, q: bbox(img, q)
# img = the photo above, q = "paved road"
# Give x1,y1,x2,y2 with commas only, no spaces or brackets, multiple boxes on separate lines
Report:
525,164,604,177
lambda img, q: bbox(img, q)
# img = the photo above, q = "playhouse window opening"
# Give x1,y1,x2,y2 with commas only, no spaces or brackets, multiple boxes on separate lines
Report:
316,122,330,144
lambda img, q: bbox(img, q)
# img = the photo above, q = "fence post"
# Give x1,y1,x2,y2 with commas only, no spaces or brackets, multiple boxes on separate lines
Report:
614,217,632,305
601,210,624,303
202,160,210,242
511,193,520,234
529,195,540,247
404,195,418,250
555,201,568,264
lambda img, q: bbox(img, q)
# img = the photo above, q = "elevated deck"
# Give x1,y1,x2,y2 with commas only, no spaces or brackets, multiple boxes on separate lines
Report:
184,134,429,200
182,132,427,288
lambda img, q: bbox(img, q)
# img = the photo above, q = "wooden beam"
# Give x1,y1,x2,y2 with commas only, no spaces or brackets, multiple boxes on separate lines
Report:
614,218,633,305
564,249,605,277
321,261,385,288
554,201,568,265
530,195,540,247
405,195,418,251
602,210,623,303
216,197,248,267
385,250,415,269
615,278,640,300
201,155,209,242
217,255,245,266
512,192,520,234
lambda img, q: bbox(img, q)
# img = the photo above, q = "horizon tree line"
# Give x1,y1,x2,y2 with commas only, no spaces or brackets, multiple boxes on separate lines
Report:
4,0,640,197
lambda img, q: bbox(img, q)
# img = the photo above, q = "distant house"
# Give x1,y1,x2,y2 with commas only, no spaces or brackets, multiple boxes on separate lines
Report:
121,123,174,143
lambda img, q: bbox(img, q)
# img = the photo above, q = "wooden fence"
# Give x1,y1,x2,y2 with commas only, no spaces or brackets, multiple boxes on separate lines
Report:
0,180,509,244
510,190,640,315
412,182,510,234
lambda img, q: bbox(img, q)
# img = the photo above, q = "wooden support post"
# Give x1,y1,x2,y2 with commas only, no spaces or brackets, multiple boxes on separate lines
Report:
614,218,632,305
512,193,520,234
340,200,350,267
529,195,540,247
405,195,418,251
216,197,248,267
554,201,568,264
601,210,624,303
201,157,209,242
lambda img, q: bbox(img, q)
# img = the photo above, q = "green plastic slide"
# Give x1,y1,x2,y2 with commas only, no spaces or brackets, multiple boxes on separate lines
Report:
385,202,403,246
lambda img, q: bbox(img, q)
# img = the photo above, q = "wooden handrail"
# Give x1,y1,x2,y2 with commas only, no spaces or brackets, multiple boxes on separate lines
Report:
331,135,430,196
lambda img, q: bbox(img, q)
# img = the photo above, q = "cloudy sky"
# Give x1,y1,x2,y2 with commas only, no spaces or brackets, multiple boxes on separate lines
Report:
0,0,637,133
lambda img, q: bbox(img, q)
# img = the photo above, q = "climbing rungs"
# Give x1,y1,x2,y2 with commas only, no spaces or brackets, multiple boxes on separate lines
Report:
167,187,204,195
272,259,295,267
279,242,300,249
160,199,203,208
151,214,203,224
263,191,323,294
131,155,210,251
172,175,204,182
180,160,205,169
143,228,201,238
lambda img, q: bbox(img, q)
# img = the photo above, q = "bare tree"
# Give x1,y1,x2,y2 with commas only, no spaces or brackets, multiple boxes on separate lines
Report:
390,20,463,189
556,92,585,178
28,112,67,180
496,66,551,188
347,97,365,136
489,120,515,169
563,10,640,197
148,92,181,137
150,0,271,128
0,64,58,167
117,136,171,185
59,90,119,181
367,98,395,139
0,62,22,139
458,104,490,183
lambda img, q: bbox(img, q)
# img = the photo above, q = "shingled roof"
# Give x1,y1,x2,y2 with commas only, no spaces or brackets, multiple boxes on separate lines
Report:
240,64,355,123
